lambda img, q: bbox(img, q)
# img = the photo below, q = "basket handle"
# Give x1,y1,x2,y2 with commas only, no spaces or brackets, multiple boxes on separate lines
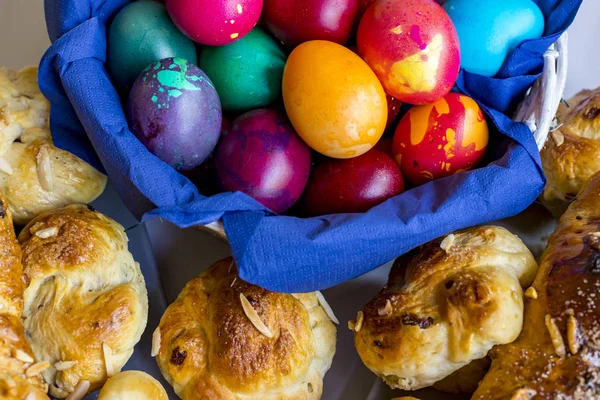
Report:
514,32,569,151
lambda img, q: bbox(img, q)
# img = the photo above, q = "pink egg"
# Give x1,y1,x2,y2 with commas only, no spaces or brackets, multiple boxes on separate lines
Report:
166,0,263,46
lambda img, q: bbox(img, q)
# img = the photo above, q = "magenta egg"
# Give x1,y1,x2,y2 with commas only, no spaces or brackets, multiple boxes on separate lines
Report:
214,109,312,213
166,0,263,46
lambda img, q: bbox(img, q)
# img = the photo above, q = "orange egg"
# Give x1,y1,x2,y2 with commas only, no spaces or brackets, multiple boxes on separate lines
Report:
282,40,387,158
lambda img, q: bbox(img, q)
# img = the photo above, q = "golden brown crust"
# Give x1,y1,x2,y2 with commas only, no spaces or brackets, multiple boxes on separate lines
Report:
156,258,336,400
97,370,168,400
19,205,148,398
0,191,48,399
541,88,600,216
474,172,600,399
0,66,107,225
354,226,538,391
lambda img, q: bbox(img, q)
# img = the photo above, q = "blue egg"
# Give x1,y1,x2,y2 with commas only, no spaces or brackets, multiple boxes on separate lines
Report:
444,0,545,77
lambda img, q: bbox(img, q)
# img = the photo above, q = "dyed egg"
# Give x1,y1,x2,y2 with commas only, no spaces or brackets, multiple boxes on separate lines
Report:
200,28,286,112
214,109,311,213
127,58,222,171
166,0,263,46
264,0,358,47
283,41,387,159
304,149,405,216
444,0,544,76
392,93,488,186
386,94,403,131
357,0,460,105
107,1,197,92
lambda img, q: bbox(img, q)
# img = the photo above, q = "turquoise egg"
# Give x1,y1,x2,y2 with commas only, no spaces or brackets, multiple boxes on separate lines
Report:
444,0,545,77
107,0,197,92
199,27,287,112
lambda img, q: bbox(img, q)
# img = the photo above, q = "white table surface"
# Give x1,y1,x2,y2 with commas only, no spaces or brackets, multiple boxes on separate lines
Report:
0,0,598,399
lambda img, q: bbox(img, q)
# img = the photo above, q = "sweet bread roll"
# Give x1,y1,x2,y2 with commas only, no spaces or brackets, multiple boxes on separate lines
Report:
474,171,600,399
18,205,149,398
541,87,600,216
0,66,106,225
431,357,490,393
154,257,337,400
0,191,49,399
353,226,538,391
97,370,168,400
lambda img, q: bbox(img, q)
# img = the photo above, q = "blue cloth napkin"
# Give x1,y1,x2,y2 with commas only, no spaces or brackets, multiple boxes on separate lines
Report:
39,0,581,293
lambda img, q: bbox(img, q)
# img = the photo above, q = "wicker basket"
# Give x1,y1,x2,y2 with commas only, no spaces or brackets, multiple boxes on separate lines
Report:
198,33,569,243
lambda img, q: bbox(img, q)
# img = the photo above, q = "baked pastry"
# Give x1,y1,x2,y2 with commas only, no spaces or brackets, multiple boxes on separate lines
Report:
0,66,106,225
474,171,600,399
0,191,49,399
353,226,538,391
541,87,600,216
18,205,149,398
97,370,168,400
432,357,491,394
154,257,337,399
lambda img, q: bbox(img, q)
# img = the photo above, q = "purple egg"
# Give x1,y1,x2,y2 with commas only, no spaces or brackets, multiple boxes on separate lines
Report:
127,57,222,171
215,109,312,213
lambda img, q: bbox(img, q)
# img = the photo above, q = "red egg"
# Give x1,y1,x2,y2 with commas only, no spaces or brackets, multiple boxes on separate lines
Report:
304,149,405,216
392,93,489,186
264,0,358,47
357,0,376,17
374,137,393,156
166,0,263,46
386,94,403,131
357,0,460,105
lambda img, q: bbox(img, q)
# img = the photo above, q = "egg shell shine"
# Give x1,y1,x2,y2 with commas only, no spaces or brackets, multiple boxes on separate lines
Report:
357,0,461,105
127,58,222,171
392,92,489,185
283,40,388,159
107,1,197,92
214,109,312,214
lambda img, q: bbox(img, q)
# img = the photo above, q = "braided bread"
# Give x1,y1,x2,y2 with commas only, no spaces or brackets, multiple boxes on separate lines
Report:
541,87,600,216
474,171,600,399
353,226,538,391
18,205,148,398
0,191,48,399
0,66,106,225
155,257,337,400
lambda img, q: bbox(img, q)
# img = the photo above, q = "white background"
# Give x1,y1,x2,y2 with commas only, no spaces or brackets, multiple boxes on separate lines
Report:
0,1,598,399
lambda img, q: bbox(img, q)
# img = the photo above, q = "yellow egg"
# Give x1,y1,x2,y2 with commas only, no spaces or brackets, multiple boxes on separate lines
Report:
282,40,388,159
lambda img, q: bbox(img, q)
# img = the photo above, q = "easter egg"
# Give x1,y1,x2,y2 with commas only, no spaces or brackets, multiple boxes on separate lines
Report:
214,109,311,213
264,0,358,47
444,0,544,77
166,0,263,46
127,58,222,171
357,0,460,105
107,1,197,92
304,149,405,216
283,41,387,159
392,93,488,186
386,94,403,131
200,28,286,112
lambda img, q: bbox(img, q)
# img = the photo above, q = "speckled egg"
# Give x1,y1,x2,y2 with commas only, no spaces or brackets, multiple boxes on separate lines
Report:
357,0,461,105
214,109,311,213
444,0,544,76
264,0,358,47
107,0,197,92
283,40,387,159
166,0,263,45
392,92,489,186
200,27,286,112
127,58,222,171
304,148,405,216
